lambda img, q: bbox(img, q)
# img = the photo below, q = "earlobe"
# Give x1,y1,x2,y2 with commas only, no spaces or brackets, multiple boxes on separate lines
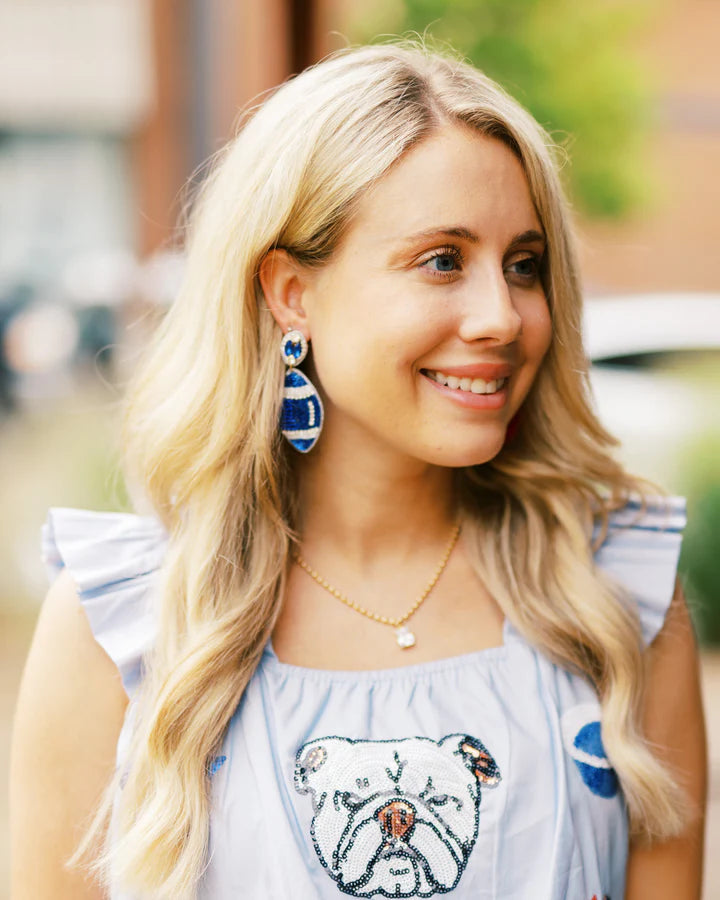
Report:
258,249,311,337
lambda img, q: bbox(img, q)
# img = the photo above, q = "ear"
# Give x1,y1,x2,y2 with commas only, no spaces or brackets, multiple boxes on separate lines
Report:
454,735,501,787
294,740,335,807
298,742,329,775
258,248,312,339
294,740,329,791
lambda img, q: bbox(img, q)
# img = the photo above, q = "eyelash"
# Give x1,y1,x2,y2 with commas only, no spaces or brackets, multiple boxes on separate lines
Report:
418,246,543,284
507,255,542,283
418,246,464,280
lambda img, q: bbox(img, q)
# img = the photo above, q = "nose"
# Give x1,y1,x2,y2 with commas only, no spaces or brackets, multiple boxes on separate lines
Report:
376,800,416,840
457,269,523,345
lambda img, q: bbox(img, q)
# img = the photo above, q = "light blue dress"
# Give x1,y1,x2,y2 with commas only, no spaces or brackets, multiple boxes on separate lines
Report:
41,495,687,900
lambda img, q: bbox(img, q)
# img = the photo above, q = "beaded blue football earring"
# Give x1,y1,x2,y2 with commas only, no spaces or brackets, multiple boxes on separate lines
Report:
280,328,324,453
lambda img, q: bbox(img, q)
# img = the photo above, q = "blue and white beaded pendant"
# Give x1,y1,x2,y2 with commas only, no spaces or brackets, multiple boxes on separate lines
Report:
280,329,324,453
281,329,308,367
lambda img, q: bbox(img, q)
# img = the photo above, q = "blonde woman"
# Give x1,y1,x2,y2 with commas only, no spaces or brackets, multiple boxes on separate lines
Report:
10,41,706,900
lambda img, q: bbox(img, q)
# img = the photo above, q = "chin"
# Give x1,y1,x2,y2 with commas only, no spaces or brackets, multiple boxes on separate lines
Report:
420,436,507,469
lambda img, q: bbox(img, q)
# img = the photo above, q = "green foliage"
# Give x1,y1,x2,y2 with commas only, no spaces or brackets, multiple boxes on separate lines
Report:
347,0,656,219
678,432,720,645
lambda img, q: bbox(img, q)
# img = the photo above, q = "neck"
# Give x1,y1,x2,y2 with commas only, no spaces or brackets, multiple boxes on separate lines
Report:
293,428,458,570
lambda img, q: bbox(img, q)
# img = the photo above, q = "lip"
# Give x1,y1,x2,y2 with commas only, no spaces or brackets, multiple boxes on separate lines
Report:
421,371,510,410
420,362,514,381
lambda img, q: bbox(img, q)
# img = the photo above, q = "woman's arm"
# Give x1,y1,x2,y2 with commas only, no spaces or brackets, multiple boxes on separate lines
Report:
625,577,708,899
9,569,129,900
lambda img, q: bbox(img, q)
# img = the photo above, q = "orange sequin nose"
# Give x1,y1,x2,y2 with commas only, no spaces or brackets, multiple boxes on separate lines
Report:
376,800,416,840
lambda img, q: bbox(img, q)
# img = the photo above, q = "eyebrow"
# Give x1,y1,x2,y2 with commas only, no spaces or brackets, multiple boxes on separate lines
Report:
398,226,546,249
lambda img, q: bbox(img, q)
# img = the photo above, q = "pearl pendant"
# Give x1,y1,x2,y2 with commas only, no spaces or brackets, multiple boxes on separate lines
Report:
395,626,416,649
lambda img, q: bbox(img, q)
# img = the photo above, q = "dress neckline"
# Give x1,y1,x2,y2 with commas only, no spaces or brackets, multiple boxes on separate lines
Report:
261,618,515,683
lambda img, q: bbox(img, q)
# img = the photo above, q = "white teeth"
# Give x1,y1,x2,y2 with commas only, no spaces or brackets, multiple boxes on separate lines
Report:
427,371,507,394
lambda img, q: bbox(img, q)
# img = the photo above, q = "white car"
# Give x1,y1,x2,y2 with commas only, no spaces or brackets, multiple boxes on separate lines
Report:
583,293,720,485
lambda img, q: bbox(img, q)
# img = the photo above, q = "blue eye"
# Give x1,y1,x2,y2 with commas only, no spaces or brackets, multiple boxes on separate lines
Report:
506,255,540,282
432,254,458,272
420,246,463,278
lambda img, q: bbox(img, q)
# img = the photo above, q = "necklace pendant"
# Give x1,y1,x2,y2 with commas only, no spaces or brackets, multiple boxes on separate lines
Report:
395,626,416,649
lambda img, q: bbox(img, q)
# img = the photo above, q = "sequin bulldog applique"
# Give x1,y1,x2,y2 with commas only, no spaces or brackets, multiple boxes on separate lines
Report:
293,734,501,897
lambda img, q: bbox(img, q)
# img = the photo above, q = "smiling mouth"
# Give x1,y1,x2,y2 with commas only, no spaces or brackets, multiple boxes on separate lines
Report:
421,369,509,395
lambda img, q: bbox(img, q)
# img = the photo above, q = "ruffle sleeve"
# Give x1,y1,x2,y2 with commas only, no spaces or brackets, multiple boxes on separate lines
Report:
41,507,168,699
592,494,687,647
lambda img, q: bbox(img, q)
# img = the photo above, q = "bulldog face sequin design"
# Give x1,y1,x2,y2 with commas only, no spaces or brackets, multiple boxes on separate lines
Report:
293,734,501,897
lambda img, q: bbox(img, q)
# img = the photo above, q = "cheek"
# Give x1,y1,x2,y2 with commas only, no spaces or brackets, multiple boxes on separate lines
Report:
308,325,402,422
522,298,553,361
309,307,420,402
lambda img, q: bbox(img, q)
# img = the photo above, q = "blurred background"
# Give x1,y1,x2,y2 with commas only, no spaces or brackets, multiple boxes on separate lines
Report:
1,0,718,895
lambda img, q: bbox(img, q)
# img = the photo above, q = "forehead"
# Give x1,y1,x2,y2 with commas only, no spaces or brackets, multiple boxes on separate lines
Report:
343,125,541,250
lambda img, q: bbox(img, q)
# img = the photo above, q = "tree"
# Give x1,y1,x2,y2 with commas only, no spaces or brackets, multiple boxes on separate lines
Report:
347,0,655,219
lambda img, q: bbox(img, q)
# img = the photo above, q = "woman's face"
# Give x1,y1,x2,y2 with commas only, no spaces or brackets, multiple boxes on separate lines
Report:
300,124,553,468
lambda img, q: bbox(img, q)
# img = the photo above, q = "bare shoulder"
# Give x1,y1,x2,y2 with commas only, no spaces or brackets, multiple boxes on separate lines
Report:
626,577,708,899
9,568,130,899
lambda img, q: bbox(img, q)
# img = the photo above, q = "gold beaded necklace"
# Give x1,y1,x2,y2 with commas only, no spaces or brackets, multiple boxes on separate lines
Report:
292,523,461,649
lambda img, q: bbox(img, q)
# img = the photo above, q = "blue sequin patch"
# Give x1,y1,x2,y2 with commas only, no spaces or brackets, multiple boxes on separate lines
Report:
572,722,618,798
208,755,227,777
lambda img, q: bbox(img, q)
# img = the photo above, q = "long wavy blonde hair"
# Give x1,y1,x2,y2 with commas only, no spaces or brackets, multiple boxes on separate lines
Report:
71,40,688,898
